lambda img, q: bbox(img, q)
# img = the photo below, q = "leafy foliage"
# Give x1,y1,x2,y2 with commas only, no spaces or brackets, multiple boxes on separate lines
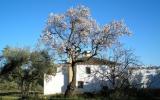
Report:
0,46,56,98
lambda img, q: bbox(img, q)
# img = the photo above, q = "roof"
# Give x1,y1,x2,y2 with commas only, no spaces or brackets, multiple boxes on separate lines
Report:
129,66,160,70
76,57,116,65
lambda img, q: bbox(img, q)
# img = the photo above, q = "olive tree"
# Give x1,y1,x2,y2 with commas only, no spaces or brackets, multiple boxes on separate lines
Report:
0,46,56,98
41,5,131,96
0,46,29,76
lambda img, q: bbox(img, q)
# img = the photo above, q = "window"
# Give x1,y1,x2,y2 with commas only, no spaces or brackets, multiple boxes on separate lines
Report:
78,81,84,88
146,70,150,73
86,67,91,74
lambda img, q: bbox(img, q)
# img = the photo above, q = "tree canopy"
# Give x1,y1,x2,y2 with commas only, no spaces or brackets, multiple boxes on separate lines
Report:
41,5,132,96
41,5,131,63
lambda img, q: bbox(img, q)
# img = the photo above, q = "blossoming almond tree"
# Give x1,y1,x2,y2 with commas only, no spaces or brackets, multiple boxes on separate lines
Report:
41,5,131,96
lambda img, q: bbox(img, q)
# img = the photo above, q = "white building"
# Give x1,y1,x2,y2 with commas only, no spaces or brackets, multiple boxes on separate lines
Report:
44,57,160,95
44,65,68,95
129,67,160,88
44,57,112,95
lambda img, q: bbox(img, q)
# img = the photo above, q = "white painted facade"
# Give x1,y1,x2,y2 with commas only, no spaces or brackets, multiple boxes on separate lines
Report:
75,65,109,93
44,64,160,95
44,66,68,95
130,68,160,88
44,64,109,95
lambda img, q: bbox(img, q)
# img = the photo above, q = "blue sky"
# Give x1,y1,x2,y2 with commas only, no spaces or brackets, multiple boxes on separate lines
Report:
0,0,160,65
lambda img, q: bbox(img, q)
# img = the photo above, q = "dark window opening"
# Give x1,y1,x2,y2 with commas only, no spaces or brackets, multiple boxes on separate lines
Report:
86,67,91,74
78,81,84,88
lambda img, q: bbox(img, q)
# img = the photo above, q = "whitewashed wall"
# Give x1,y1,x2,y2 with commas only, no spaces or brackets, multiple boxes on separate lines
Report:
76,65,109,93
44,65,160,95
130,68,160,88
44,64,109,95
44,67,68,95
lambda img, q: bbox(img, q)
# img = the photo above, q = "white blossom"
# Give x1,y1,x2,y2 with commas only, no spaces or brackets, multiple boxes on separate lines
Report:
41,5,132,61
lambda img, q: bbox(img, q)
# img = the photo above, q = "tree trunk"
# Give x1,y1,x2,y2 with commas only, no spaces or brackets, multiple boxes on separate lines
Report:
64,64,76,97
20,79,24,98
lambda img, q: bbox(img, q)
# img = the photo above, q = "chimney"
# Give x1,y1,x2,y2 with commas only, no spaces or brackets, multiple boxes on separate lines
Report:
83,51,91,57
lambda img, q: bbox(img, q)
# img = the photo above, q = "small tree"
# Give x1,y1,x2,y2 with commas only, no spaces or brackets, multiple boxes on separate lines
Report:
41,5,131,96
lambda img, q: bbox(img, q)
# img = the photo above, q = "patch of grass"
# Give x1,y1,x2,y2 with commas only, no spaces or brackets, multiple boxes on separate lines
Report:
0,96,20,100
44,94,104,100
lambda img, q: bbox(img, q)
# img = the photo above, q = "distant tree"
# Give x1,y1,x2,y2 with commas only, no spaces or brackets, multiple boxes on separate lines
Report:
41,5,131,96
0,46,29,76
0,46,56,98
